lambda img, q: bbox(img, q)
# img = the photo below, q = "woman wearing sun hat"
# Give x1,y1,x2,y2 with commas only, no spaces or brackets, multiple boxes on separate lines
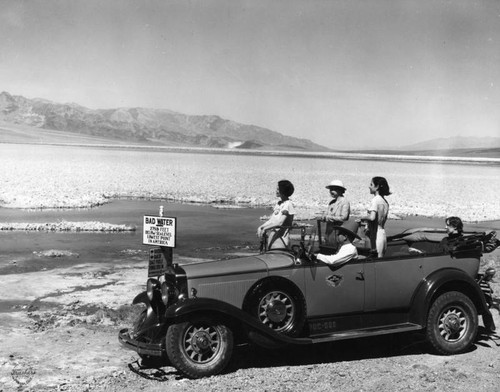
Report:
321,179,351,247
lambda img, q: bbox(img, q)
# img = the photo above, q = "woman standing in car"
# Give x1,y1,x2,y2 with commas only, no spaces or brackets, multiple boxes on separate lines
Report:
359,176,391,257
321,179,350,247
257,180,295,250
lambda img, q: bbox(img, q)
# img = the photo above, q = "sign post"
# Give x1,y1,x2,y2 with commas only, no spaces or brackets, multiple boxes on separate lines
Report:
143,205,176,277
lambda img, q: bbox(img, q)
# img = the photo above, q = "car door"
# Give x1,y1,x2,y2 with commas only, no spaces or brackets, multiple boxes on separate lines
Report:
364,255,424,313
304,258,365,318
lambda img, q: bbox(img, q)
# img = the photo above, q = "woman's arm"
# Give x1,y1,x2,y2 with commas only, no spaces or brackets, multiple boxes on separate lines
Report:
365,210,377,222
316,244,357,266
357,198,377,223
257,207,290,237
258,211,288,231
356,209,376,224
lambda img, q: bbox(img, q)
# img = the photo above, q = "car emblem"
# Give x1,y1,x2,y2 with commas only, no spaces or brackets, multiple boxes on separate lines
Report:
326,274,343,287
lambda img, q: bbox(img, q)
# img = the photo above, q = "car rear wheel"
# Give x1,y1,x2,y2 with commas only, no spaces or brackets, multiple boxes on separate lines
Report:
426,291,478,355
165,316,233,379
247,281,305,338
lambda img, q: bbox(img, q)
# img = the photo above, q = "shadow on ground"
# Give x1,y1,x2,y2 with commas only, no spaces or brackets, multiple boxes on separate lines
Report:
231,331,428,371
127,324,500,382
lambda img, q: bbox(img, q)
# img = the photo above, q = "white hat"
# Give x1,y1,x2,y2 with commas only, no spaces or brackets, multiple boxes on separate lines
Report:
325,179,346,190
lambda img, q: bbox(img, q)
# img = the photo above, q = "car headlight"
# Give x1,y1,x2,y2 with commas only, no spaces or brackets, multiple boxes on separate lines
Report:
484,267,496,282
161,281,170,305
146,278,160,302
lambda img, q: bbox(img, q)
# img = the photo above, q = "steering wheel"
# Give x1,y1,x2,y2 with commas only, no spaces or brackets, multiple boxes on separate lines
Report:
291,244,301,258
305,228,317,261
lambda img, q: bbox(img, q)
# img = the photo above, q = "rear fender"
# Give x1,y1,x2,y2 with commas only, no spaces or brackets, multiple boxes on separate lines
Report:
409,268,495,331
165,297,312,345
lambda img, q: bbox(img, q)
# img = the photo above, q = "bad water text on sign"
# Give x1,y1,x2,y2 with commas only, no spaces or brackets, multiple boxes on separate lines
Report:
143,215,177,247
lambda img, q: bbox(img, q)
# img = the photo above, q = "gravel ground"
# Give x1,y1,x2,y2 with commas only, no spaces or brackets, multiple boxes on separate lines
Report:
1,254,499,392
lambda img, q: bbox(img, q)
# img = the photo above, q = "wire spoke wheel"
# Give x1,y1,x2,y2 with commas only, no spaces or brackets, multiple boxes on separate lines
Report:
183,325,221,364
426,291,478,355
166,317,233,379
438,307,467,342
246,280,306,340
257,290,295,332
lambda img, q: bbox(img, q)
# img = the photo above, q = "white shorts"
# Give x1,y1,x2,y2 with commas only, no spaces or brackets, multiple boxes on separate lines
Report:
376,227,387,257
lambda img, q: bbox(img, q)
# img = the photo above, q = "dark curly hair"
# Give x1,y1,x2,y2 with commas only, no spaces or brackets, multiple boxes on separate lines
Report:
445,216,463,234
278,180,295,198
372,176,391,196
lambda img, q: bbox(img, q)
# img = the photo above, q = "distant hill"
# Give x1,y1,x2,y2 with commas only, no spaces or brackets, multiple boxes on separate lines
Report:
400,136,500,151
346,147,500,159
0,91,329,152
347,136,500,159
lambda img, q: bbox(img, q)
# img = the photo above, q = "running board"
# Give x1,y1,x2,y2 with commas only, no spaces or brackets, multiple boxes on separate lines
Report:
308,323,422,344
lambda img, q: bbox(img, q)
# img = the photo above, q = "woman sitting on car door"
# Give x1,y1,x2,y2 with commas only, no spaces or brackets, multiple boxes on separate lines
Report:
257,180,295,250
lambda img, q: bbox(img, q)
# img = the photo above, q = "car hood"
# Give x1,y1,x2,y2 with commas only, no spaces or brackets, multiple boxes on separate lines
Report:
181,255,268,280
181,251,295,280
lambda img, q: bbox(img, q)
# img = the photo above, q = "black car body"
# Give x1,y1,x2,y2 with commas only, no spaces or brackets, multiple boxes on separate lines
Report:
119,220,497,378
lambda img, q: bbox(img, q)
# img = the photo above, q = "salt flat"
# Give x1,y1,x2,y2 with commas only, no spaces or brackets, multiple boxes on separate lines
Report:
1,143,499,221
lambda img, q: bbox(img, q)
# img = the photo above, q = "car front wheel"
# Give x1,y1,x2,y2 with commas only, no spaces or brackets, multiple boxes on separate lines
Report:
165,316,233,379
426,291,478,355
247,281,306,337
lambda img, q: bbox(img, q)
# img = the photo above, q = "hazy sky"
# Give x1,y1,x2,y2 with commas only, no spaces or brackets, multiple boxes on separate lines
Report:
1,0,499,149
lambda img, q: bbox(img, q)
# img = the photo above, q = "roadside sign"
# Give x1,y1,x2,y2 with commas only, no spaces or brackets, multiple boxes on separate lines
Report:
147,247,173,277
143,215,177,247
148,247,165,277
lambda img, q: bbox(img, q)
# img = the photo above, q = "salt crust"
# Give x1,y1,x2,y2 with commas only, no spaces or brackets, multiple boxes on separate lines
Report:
0,221,136,232
1,144,499,222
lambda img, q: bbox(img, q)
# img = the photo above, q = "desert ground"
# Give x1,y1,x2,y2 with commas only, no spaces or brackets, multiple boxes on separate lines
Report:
0,199,499,392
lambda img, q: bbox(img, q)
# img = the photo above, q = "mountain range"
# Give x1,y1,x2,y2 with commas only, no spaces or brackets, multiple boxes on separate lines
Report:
1,91,498,158
0,91,328,152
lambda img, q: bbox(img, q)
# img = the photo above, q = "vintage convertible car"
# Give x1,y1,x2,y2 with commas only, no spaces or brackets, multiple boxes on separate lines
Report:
119,220,497,379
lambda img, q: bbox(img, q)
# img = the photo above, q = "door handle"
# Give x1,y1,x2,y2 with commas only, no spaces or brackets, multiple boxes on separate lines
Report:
356,271,365,281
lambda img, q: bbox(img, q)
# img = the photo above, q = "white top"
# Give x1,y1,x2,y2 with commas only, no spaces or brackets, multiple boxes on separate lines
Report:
368,195,389,228
263,199,295,248
317,243,358,267
268,199,295,227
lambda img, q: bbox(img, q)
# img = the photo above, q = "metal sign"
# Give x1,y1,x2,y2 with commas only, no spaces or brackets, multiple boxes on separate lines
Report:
143,215,177,247
148,247,166,277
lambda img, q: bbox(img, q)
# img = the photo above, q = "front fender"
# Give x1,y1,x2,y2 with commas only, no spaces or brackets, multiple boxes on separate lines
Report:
129,291,163,336
132,291,149,306
165,297,312,345
409,268,495,331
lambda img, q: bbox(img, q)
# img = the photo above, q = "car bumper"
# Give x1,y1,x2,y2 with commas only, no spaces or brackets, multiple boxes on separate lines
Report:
118,328,163,357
